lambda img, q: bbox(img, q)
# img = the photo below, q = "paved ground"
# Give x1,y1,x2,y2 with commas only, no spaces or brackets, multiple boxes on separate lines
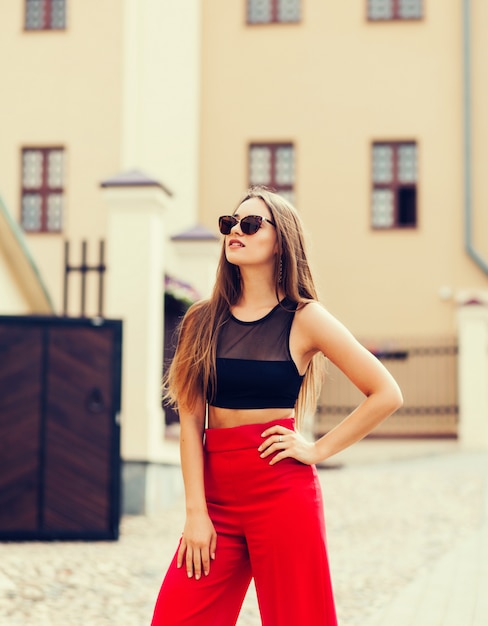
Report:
1,439,487,625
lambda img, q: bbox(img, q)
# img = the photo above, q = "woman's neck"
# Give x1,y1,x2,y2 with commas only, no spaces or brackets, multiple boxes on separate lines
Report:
236,270,284,310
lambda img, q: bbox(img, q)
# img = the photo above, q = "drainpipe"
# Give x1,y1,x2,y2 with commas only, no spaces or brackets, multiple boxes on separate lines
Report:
463,0,488,275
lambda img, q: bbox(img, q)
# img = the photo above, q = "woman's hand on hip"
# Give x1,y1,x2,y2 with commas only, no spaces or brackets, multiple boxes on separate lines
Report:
258,425,320,465
177,511,217,580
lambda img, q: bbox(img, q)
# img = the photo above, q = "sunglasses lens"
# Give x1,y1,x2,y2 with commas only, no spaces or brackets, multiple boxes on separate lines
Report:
219,216,236,235
218,215,264,235
241,216,262,235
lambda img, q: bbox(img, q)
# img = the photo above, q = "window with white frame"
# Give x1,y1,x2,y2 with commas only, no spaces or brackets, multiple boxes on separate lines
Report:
21,148,65,233
247,0,301,24
25,0,66,31
368,0,422,21
371,142,417,229
249,143,295,203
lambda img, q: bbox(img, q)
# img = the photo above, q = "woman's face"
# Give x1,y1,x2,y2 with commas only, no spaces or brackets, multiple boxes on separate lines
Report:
224,197,279,269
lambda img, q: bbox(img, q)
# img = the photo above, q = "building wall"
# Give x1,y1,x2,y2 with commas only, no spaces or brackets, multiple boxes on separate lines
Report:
0,0,124,313
0,0,202,314
121,0,202,237
199,0,488,337
470,0,488,265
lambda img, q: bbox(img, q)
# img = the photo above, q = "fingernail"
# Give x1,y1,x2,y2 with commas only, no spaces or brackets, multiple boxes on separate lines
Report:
187,571,193,578
211,553,216,560
195,574,201,580
261,432,266,437
257,446,262,452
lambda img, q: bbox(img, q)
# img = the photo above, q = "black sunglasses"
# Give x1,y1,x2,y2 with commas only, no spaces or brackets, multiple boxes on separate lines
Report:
218,214,276,236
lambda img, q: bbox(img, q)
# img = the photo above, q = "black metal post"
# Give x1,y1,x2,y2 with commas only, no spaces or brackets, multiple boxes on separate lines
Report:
63,241,70,316
80,241,87,317
98,240,105,317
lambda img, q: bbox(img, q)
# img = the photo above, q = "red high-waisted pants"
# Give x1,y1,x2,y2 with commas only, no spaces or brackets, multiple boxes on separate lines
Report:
151,418,338,625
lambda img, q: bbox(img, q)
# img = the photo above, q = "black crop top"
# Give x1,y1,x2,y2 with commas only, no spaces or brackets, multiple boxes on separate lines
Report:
209,298,305,409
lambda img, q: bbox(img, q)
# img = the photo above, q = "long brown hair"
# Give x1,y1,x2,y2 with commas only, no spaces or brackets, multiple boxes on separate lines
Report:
163,186,325,428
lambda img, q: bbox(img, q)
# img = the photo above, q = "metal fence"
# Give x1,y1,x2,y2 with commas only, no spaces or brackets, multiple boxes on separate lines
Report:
315,336,458,438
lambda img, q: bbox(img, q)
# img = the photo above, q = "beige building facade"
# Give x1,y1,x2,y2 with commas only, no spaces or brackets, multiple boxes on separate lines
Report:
0,0,202,316
1,1,488,513
2,0,486,364
0,0,206,513
199,0,488,338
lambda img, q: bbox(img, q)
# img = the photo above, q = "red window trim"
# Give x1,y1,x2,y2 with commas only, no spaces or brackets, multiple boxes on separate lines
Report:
248,142,295,194
24,0,66,31
367,0,423,22
371,141,418,230
21,146,65,234
246,0,301,25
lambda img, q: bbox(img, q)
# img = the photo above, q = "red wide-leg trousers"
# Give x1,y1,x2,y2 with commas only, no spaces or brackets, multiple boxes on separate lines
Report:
151,418,338,625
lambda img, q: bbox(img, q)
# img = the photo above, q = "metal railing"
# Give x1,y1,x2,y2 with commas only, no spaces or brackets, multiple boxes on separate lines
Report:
315,336,458,438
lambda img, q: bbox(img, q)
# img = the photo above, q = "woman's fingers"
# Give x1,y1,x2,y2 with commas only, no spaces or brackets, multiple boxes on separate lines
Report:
258,428,290,457
210,532,217,562
201,533,217,576
189,546,202,580
178,540,217,579
177,537,187,569
201,545,211,577
177,517,217,580
258,426,318,465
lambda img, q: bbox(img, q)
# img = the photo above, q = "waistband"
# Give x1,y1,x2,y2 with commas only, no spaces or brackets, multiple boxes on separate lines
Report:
204,418,295,452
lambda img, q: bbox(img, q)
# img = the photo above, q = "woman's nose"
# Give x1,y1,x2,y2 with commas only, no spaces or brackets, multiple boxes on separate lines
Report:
231,220,243,234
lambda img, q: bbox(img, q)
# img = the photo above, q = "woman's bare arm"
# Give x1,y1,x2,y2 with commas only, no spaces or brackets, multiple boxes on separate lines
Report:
177,398,217,580
260,302,403,464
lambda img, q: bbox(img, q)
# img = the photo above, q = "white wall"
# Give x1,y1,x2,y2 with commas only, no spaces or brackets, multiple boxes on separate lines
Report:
458,299,488,449
122,0,202,236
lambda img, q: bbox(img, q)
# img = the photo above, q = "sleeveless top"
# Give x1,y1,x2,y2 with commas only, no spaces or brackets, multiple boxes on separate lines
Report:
208,298,305,409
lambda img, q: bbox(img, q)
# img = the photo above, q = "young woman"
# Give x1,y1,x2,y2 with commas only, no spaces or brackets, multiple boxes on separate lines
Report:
151,186,403,626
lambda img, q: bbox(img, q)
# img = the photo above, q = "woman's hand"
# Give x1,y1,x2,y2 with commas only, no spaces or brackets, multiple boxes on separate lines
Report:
258,425,319,466
177,511,217,580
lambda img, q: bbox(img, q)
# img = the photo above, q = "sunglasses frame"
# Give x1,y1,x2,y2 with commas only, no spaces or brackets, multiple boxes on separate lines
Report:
218,214,276,236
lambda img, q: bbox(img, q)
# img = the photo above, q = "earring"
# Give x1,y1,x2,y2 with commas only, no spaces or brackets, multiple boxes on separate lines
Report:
278,258,283,284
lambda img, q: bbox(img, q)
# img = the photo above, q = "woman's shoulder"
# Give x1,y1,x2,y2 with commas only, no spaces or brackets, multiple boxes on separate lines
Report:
295,298,323,314
181,299,211,325
294,299,336,327
186,298,210,314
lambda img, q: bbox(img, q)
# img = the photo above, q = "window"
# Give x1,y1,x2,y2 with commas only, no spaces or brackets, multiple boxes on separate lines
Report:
21,148,65,233
249,143,295,203
371,142,417,229
247,0,300,24
25,0,66,31
368,0,422,21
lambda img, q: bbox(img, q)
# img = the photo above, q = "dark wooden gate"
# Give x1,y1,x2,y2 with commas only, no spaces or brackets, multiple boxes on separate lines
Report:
0,316,122,540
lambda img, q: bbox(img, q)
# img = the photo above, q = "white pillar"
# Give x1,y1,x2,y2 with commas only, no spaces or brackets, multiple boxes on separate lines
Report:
169,225,221,299
457,300,488,449
100,171,177,464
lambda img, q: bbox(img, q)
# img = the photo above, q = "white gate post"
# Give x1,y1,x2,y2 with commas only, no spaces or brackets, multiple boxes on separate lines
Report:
169,225,220,299
100,170,181,514
457,298,488,449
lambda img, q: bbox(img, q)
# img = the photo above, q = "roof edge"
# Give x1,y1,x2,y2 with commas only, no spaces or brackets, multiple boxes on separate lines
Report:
100,169,173,196
0,196,55,313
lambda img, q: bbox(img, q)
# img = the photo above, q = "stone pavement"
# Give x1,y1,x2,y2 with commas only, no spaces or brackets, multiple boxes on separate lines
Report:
0,439,487,626
361,451,488,626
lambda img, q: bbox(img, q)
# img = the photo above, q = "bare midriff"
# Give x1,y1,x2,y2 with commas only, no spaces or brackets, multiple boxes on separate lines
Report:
207,406,295,429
